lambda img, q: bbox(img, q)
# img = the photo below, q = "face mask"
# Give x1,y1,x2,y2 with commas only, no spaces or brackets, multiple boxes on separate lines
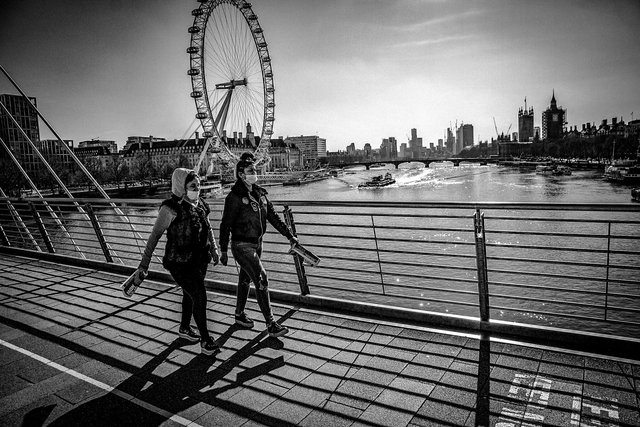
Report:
186,189,200,201
245,174,258,184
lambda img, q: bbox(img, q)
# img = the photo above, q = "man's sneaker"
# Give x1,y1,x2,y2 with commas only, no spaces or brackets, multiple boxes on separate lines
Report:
235,312,254,328
178,327,200,342
267,321,289,338
200,338,220,356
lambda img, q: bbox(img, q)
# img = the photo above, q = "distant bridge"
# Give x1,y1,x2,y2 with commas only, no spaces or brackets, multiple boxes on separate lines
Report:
329,157,499,170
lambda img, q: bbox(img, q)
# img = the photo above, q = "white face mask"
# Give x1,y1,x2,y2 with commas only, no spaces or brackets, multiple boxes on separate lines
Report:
245,174,258,184
186,189,200,201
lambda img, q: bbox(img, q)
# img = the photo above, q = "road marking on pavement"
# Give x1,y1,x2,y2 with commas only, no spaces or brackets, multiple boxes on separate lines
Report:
495,373,621,427
0,337,202,427
571,395,620,426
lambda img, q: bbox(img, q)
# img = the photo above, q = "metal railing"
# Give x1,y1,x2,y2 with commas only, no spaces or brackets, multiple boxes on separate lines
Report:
1,197,639,340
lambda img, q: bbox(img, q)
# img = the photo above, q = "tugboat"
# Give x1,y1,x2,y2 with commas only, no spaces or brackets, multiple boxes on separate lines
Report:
358,172,396,188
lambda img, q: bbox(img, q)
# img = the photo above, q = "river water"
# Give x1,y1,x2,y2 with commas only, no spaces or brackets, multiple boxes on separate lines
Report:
264,163,635,204
249,163,639,337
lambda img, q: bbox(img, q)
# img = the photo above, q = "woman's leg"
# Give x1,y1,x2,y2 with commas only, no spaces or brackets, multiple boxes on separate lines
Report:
169,263,210,341
232,243,274,324
235,263,251,315
181,291,193,330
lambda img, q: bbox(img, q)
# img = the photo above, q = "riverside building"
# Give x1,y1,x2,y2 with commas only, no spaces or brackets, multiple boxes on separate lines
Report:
0,93,41,180
284,135,326,167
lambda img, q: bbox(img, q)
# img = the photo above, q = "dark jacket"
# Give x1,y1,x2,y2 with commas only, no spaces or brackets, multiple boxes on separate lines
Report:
162,196,212,267
219,180,293,252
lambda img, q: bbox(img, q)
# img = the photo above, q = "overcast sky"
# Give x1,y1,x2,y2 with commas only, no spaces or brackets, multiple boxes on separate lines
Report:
1,0,639,151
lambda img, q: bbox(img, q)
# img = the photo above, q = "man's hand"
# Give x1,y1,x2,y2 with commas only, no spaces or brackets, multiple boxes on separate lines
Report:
220,252,228,266
210,247,220,266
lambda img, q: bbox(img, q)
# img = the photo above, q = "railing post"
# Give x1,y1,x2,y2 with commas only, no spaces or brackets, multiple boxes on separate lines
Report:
85,203,113,263
474,208,490,322
283,205,310,295
0,224,9,246
29,201,55,253
604,221,611,321
371,215,386,295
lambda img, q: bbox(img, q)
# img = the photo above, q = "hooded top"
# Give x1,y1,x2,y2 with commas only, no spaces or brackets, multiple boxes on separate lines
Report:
138,168,218,270
171,167,195,198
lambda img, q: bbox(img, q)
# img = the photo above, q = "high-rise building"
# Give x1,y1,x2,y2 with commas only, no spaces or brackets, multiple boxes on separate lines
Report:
518,99,534,142
363,143,372,158
455,123,474,154
399,142,407,158
446,128,455,153
541,90,566,140
0,94,41,181
380,137,398,160
284,135,327,166
408,128,423,158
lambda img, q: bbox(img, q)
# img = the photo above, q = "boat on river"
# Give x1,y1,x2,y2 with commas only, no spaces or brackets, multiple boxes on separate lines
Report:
535,164,572,176
358,172,396,188
604,162,640,183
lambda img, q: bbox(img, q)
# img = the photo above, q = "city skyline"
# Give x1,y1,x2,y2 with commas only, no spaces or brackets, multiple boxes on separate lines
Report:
1,0,639,152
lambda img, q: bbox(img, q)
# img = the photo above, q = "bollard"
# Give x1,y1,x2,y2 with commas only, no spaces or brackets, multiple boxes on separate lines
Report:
283,205,310,295
474,208,490,322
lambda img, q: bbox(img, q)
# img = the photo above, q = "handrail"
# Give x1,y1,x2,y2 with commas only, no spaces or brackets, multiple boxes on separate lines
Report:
5,196,640,211
1,197,639,342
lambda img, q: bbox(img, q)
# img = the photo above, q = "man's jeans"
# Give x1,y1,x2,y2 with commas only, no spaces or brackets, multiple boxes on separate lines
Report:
231,241,274,324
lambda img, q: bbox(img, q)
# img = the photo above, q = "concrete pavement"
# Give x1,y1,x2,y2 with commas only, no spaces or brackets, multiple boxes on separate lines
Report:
0,254,638,426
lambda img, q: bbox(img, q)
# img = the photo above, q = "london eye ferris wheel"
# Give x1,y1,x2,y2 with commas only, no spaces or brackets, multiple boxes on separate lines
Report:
187,0,274,169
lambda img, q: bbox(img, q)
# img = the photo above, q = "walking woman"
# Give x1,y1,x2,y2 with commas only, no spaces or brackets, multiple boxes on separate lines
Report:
219,153,296,337
136,168,221,355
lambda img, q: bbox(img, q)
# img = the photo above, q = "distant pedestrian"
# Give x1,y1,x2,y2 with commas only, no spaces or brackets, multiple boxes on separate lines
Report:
219,152,297,337
136,168,221,355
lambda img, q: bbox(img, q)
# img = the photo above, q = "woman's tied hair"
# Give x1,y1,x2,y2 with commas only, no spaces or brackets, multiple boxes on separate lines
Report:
235,152,256,179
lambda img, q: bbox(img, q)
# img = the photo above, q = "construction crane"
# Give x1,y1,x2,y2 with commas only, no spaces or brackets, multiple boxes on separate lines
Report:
493,117,512,140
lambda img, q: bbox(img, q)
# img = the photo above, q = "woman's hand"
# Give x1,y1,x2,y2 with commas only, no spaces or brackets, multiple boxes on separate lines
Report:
136,267,148,281
210,247,220,266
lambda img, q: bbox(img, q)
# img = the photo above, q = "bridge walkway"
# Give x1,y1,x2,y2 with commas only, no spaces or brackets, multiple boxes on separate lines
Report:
0,254,638,426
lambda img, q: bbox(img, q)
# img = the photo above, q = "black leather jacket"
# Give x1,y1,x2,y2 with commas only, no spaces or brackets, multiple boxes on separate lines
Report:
219,180,293,252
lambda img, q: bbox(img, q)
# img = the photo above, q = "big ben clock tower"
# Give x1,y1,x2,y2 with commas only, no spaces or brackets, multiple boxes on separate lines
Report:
542,90,567,141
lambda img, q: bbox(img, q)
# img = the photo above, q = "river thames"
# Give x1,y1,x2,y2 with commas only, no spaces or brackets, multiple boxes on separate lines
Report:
262,163,635,204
